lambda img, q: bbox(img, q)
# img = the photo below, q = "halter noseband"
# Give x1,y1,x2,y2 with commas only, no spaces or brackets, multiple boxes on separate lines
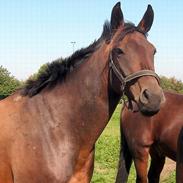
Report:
109,26,160,93
109,53,160,93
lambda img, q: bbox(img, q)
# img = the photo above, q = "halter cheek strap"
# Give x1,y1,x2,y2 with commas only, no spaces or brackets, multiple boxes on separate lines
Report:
109,53,160,93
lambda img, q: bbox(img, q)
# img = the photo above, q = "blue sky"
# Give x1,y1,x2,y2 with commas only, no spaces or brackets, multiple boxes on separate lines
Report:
0,0,183,80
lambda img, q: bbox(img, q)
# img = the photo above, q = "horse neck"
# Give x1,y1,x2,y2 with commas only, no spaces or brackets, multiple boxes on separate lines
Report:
73,46,120,143
44,44,120,147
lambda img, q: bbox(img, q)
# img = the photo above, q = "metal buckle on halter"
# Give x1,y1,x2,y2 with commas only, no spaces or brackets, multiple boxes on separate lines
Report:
120,82,125,93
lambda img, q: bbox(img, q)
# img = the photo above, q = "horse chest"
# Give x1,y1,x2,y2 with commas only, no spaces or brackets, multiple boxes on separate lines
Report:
42,139,76,181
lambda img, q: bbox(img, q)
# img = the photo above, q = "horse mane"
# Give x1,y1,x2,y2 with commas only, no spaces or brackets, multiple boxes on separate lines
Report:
22,40,100,97
22,21,138,97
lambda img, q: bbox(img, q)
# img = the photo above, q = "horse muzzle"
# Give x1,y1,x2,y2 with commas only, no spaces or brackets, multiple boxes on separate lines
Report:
138,88,165,116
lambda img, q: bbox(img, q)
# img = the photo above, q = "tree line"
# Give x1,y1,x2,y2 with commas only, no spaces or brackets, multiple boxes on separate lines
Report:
1,65,183,99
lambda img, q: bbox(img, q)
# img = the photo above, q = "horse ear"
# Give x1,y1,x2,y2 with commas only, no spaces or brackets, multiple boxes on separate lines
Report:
137,5,154,33
110,2,124,32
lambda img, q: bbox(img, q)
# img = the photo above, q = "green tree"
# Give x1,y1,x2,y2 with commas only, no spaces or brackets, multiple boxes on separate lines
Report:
160,76,183,94
28,63,48,81
0,66,21,98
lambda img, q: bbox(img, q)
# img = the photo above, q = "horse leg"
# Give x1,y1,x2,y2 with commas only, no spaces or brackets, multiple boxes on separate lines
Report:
176,127,183,183
115,129,132,183
148,151,165,183
133,149,149,183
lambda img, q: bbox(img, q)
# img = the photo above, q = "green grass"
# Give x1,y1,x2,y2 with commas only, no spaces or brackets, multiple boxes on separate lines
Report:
91,104,175,183
162,171,176,183
91,105,136,182
91,104,121,183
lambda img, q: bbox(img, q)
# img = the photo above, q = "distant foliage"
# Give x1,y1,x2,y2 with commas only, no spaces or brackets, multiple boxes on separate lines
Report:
27,64,48,81
160,76,183,94
0,66,21,98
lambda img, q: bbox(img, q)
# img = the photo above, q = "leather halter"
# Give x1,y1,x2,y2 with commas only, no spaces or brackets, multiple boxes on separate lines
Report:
109,53,160,93
109,26,160,94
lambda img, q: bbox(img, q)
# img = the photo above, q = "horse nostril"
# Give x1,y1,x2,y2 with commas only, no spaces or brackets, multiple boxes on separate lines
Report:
143,89,151,100
140,89,151,104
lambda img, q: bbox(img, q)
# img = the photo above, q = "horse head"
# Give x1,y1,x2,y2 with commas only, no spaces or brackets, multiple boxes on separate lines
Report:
106,2,165,115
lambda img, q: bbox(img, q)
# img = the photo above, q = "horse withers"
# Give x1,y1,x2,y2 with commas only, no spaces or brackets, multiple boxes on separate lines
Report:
0,2,163,183
116,91,183,183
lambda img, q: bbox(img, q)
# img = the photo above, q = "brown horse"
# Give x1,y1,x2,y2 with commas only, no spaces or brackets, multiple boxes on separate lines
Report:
176,127,183,183
116,91,183,183
0,2,164,183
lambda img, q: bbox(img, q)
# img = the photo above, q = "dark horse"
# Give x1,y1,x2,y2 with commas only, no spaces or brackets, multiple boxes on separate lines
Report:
176,127,183,183
116,91,183,183
0,2,164,183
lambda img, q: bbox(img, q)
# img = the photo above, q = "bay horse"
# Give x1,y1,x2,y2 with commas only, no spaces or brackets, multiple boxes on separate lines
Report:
176,127,183,183
116,91,183,183
0,2,164,183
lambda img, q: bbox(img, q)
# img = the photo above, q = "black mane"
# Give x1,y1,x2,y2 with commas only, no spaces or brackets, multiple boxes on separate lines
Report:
22,21,140,97
22,40,100,97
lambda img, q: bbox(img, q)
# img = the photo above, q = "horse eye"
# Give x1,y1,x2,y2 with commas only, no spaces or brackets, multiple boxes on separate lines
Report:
114,48,124,55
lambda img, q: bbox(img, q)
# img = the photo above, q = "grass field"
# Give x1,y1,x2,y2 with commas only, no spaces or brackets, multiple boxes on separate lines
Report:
91,104,175,183
162,171,176,183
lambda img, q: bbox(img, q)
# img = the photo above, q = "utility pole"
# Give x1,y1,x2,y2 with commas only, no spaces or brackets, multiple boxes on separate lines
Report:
70,41,76,53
